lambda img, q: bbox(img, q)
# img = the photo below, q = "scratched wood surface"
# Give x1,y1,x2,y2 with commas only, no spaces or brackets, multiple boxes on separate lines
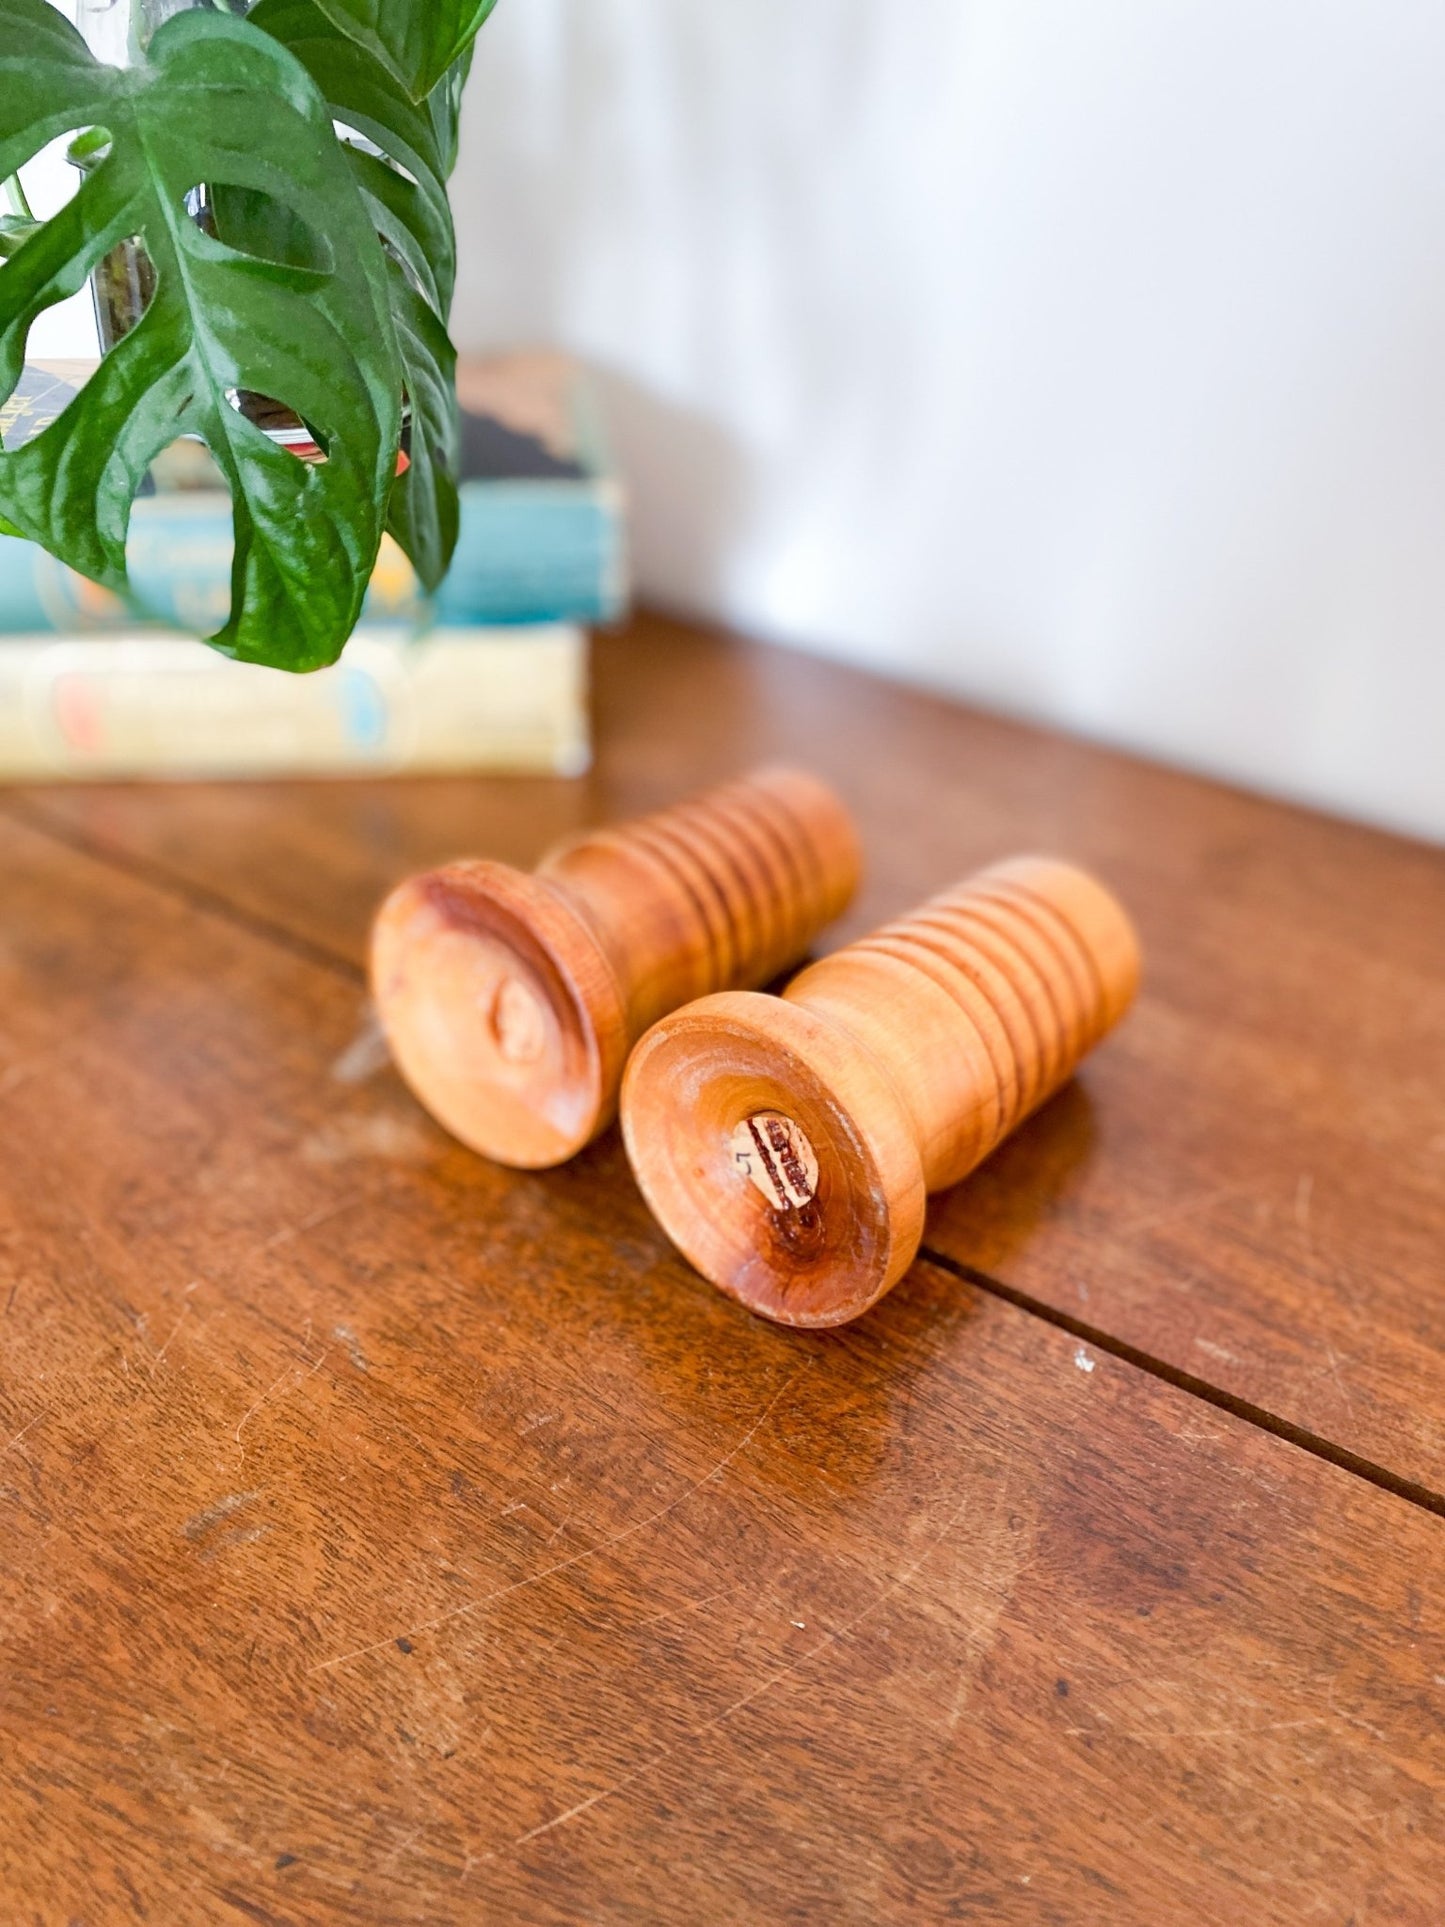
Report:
1,810,1443,1925
17,611,1445,1501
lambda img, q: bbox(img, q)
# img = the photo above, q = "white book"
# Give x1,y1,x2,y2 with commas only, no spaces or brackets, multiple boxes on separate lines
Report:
0,624,590,781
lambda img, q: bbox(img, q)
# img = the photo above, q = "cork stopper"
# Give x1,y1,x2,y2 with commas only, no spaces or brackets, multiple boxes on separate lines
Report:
621,856,1141,1325
370,766,861,1168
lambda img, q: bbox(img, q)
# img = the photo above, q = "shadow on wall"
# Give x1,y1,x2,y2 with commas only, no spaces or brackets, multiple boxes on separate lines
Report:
589,366,753,622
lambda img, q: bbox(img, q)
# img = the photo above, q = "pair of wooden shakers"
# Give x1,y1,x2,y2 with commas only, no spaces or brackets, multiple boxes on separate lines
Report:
371,767,1140,1329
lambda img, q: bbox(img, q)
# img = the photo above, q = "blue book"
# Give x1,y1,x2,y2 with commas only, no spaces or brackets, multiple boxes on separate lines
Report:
0,353,627,635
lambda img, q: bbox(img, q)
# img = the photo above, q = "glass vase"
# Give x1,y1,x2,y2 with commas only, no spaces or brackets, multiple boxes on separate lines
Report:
76,0,253,71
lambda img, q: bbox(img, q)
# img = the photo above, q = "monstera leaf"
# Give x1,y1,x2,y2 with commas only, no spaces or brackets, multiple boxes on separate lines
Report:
250,0,464,590
385,276,459,592
0,0,402,669
310,0,499,103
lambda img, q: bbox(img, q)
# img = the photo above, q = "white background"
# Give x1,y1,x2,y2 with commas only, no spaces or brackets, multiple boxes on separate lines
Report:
26,1,1445,839
446,0,1445,841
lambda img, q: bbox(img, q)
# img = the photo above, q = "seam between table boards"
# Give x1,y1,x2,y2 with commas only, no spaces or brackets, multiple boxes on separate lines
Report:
5,790,1441,1522
0,793,366,987
921,1247,1445,1523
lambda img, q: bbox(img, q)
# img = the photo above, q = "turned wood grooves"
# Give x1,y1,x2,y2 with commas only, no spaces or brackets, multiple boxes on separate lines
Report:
803,858,1138,1195
546,769,857,1039
621,856,1140,1326
369,767,860,1168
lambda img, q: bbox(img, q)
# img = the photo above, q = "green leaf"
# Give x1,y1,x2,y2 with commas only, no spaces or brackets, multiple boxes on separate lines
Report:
0,0,402,670
251,0,464,589
308,0,498,104
386,275,458,595
0,215,41,261
435,40,476,178
65,126,112,168
250,0,456,310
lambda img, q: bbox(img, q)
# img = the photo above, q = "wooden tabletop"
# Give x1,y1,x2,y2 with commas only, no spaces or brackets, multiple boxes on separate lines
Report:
3,610,1443,1923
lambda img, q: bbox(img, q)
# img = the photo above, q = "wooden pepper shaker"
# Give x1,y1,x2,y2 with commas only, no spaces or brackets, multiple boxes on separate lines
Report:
621,856,1140,1326
370,766,860,1168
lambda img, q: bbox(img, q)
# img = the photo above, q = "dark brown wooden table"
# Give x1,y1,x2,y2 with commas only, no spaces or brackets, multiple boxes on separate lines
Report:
3,610,1443,1923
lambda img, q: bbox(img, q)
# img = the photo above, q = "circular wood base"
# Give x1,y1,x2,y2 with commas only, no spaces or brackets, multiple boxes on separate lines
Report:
370,862,629,1169
621,992,927,1327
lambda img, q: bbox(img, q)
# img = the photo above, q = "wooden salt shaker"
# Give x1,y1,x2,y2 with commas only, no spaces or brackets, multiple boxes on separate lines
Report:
621,856,1140,1326
370,767,860,1168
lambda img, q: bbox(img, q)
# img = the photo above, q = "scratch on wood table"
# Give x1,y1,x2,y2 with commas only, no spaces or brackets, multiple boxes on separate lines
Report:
312,1361,811,1675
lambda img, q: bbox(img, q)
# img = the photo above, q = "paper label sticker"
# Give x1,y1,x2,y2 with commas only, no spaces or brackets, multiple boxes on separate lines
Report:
730,1112,819,1210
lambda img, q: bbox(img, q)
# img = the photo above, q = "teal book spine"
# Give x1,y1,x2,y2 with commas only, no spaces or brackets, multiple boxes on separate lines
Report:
0,483,626,636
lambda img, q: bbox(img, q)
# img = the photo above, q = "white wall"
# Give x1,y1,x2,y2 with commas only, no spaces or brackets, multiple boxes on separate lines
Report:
449,0,1445,841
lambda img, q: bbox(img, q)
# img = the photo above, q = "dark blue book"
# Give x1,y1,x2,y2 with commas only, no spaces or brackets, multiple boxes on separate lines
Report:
0,353,627,634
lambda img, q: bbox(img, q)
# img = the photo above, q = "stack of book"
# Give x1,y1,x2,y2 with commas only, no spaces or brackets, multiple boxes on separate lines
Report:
0,351,626,779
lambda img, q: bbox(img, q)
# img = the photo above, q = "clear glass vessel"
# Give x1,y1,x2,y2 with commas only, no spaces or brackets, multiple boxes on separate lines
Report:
77,0,252,70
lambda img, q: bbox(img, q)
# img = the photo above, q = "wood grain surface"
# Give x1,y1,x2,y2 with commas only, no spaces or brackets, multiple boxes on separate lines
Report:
16,611,1445,1499
2,809,1444,1924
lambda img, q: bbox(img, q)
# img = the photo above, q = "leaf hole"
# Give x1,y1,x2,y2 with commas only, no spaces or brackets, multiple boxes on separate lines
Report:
188,184,335,278
174,187,335,451
227,397,331,464
334,122,421,189
3,126,116,362
91,236,158,353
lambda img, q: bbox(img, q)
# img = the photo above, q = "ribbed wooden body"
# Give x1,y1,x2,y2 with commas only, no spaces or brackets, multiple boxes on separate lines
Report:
370,767,860,1168
621,857,1140,1327
539,769,858,1040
